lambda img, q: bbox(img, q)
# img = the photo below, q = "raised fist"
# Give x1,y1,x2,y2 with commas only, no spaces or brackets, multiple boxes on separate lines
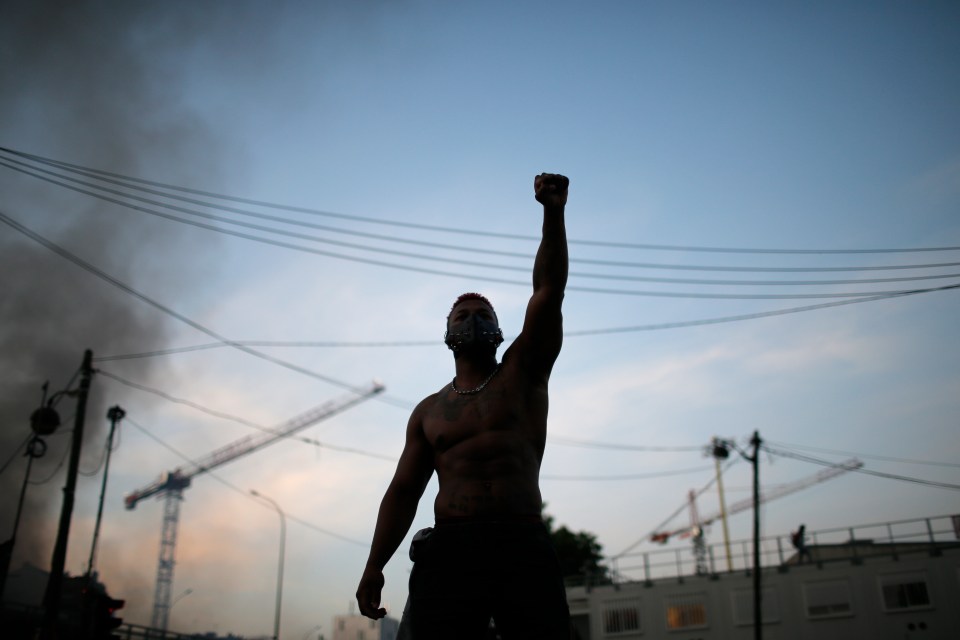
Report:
534,173,569,208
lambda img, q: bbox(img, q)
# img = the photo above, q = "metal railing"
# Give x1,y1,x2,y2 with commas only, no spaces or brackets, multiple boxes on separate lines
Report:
113,622,219,639
598,514,959,587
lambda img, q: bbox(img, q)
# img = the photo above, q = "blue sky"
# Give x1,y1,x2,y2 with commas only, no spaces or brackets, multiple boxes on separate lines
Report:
1,2,958,637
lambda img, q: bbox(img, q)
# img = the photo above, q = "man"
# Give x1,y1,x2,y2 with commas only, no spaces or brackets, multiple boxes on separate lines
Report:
791,523,811,564
356,173,571,639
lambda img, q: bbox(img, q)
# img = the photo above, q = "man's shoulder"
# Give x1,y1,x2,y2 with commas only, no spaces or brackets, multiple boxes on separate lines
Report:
412,387,446,416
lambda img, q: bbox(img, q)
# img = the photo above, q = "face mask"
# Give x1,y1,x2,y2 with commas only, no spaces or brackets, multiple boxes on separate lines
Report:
444,314,504,354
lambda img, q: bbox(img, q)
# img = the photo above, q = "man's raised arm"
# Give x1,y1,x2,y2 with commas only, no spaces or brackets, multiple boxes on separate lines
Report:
518,173,569,371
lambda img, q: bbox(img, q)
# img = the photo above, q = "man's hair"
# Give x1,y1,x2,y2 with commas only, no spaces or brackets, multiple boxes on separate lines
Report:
447,292,496,321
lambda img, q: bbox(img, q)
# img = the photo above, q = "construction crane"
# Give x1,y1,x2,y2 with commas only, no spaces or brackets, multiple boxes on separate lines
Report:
649,458,863,573
124,382,384,632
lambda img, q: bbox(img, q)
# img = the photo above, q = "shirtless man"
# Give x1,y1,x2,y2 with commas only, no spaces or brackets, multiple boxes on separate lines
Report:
356,173,571,639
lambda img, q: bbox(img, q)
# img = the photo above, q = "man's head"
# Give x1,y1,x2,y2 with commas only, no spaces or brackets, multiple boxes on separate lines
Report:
444,293,504,356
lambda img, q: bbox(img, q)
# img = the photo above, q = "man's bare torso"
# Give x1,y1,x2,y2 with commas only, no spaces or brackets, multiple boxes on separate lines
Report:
418,354,548,519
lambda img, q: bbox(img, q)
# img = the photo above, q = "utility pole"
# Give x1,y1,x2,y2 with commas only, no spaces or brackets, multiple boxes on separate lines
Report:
711,437,734,572
41,349,94,638
87,405,125,577
711,432,763,640
749,430,763,640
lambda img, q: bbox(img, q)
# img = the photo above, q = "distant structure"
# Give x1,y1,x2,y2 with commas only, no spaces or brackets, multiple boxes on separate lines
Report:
649,459,863,574
332,611,399,640
124,383,384,632
566,513,960,640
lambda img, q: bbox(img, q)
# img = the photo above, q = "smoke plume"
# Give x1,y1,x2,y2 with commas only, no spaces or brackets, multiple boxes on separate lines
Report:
0,0,225,597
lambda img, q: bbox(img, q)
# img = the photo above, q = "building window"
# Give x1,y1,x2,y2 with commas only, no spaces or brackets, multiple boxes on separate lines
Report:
879,572,932,612
602,597,641,636
731,587,780,625
664,593,707,630
803,579,853,619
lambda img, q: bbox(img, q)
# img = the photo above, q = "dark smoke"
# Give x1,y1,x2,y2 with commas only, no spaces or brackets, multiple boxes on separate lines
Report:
0,1,225,597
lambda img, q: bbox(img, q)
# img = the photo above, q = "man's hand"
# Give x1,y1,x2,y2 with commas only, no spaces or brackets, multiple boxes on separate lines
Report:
356,566,387,620
534,173,569,209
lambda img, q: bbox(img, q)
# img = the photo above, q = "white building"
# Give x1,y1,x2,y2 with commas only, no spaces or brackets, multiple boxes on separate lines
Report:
332,613,400,640
566,514,959,640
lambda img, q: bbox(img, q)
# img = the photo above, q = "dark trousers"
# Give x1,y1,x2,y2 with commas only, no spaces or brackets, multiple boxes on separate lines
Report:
407,519,570,639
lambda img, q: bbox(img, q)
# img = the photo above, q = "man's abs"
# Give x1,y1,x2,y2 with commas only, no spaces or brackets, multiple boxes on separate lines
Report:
432,431,543,519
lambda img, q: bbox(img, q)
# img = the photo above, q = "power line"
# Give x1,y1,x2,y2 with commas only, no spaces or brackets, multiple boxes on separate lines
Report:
4,145,959,255
6,151,960,276
562,284,960,335
0,433,33,477
99,369,723,469
0,209,415,408
9,159,959,299
99,369,399,461
90,282,960,363
4,155,960,292
541,465,714,481
548,436,703,452
764,439,960,469
93,340,440,361
101,368,741,481
762,445,960,492
28,435,72,486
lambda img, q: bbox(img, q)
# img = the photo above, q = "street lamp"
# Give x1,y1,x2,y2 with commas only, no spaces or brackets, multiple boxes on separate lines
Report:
171,588,193,610
251,490,287,640
167,587,194,628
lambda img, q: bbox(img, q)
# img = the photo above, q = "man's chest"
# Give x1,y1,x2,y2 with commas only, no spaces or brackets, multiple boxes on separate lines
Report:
422,385,523,454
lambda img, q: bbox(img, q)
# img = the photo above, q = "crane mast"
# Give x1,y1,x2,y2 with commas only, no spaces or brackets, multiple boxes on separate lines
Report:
124,382,384,631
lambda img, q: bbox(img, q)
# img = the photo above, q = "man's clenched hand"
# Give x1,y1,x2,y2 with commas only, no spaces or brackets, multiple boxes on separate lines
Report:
534,173,569,208
356,567,387,620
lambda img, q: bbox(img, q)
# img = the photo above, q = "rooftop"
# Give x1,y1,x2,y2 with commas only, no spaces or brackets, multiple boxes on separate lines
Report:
578,513,960,588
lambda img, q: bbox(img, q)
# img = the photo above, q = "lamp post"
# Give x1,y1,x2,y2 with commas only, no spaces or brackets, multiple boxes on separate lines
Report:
171,588,193,610
251,490,286,640
167,587,193,628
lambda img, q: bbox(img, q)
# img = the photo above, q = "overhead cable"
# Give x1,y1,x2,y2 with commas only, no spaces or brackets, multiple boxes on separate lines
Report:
91,276,960,362
99,369,398,461
762,445,960,492
0,209,418,409
548,436,703,452
765,439,960,469
4,145,959,255
0,162,960,300
541,465,714,481
4,151,960,275
4,155,960,291
0,433,33,477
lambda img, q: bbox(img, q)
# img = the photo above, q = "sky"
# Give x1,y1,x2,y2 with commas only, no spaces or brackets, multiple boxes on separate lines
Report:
1,1,959,637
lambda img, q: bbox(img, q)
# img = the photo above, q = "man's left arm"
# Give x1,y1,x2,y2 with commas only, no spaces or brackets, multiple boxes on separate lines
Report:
516,173,569,376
